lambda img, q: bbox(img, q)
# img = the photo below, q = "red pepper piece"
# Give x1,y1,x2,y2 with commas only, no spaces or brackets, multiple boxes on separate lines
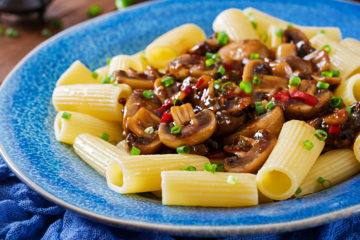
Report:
207,150,227,159
182,86,192,97
329,125,341,136
239,90,248,98
155,100,172,116
273,90,290,103
223,63,233,71
289,90,318,106
195,78,205,89
161,113,173,123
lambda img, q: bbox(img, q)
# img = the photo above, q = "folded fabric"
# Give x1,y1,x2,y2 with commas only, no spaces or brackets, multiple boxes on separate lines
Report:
1,155,359,240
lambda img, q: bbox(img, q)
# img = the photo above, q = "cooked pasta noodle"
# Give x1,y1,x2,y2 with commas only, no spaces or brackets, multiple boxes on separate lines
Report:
335,74,360,105
340,38,360,57
355,134,360,162
109,55,143,75
56,60,97,86
94,65,110,81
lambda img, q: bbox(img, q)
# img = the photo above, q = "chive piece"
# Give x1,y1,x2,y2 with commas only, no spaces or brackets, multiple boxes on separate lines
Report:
205,52,213,59
217,66,226,76
53,19,63,29
346,106,352,117
171,125,181,135
216,164,224,172
275,28,283,38
316,81,330,89
92,72,99,79
142,90,153,99
317,177,333,189
295,187,302,195
107,58,111,65
253,76,261,86
251,21,257,29
322,44,332,54
250,53,259,60
213,53,221,60
181,165,196,171
332,70,340,77
221,81,233,94
161,76,174,87
130,146,141,155
204,162,217,174
217,31,229,46
101,75,111,84
303,140,314,150
88,4,101,17
321,71,333,77
177,145,190,154
205,58,215,67
318,29,326,34
239,81,252,94
214,80,221,90
329,97,343,109
289,75,301,86
287,24,294,28
315,129,328,141
6,27,18,38
41,28,52,38
115,0,135,10
101,132,110,141
266,101,276,110
61,112,72,120
0,24,3,35
173,99,183,106
259,31,268,43
255,102,265,115
144,126,154,135
246,13,255,22
227,175,237,185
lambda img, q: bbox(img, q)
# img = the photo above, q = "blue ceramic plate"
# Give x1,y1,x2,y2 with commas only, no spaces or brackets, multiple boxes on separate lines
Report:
1,0,360,236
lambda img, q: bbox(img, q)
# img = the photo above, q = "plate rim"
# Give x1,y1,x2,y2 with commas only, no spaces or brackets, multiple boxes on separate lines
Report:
1,0,360,236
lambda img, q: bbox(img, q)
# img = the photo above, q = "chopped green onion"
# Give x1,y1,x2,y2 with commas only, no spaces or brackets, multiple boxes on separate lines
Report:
130,146,141,155
295,187,302,195
221,81,233,93
213,53,221,60
205,52,213,59
346,106,352,117
275,28,283,38
181,165,196,171
216,164,224,172
0,24,3,35
204,162,217,174
321,71,333,78
318,29,326,34
142,90,153,99
161,77,174,87
217,31,229,46
214,80,221,90
316,81,330,89
246,12,255,22
259,31,268,43
171,125,181,135
255,102,265,115
101,75,111,84
107,58,111,65
317,177,333,189
322,44,332,54
303,140,314,150
287,24,294,28
92,72,99,79
227,175,237,185
61,112,72,120
115,0,135,10
88,4,101,17
101,132,110,141
173,99,183,106
53,19,63,29
253,76,261,86
140,51,147,61
332,70,340,77
289,75,301,86
144,126,154,135
251,21,257,29
329,97,343,109
41,28,52,38
315,129,328,141
177,145,190,154
217,66,226,76
6,28,18,38
266,101,276,110
239,81,252,94
250,53,259,60
205,58,215,67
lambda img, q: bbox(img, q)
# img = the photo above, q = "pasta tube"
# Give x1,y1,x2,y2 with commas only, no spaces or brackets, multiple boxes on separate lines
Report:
257,120,325,200
56,60,98,86
334,74,360,105
145,24,206,69
341,38,360,57
106,154,209,194
355,134,360,162
52,84,132,121
109,55,143,75
268,25,282,48
94,65,110,82
161,171,258,207
116,140,130,156
310,34,360,79
296,149,360,197
213,9,259,42
297,26,341,42
54,111,123,144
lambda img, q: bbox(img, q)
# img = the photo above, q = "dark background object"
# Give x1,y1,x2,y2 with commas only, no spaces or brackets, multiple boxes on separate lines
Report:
0,0,53,19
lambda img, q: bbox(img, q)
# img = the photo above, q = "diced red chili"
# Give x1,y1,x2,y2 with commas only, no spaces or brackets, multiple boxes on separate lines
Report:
273,90,290,103
182,86,192,97
195,78,205,89
155,100,172,116
289,90,318,106
223,63,233,71
118,98,126,105
329,125,341,135
161,113,173,123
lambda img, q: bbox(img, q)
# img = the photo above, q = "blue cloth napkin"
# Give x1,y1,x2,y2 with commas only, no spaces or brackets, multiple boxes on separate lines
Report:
1,155,359,240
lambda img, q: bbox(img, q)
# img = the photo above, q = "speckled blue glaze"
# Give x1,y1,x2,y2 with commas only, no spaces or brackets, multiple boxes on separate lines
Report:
1,0,360,236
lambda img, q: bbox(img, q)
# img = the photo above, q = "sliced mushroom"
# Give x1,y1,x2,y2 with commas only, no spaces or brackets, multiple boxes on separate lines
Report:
158,103,216,148
311,74,341,85
126,132,162,155
275,43,297,59
223,130,276,173
303,49,330,72
282,27,314,57
154,76,181,104
269,61,293,79
224,106,284,144
242,59,271,83
214,110,248,137
113,66,159,89
279,56,313,77
188,38,221,55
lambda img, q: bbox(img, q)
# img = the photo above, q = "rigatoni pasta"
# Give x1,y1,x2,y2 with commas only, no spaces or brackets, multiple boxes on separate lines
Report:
109,55,143,75
340,38,360,56
335,74,360,105
355,134,360,162
56,60,98,86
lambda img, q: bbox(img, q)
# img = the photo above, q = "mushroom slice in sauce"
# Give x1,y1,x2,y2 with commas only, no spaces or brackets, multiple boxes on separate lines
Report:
311,74,342,85
242,59,271,83
223,130,276,173
282,27,314,57
158,103,216,148
274,43,297,59
153,76,181,104
269,61,293,79
113,66,159,89
279,56,313,77
303,49,330,72
188,37,221,56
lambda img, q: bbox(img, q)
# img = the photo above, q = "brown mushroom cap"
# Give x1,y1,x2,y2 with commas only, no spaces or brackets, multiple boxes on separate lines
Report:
275,43,297,59
242,59,271,83
269,61,293,79
282,27,314,57
279,56,313,77
224,130,276,173
188,38,221,56
113,66,158,89
125,132,162,155
303,49,330,72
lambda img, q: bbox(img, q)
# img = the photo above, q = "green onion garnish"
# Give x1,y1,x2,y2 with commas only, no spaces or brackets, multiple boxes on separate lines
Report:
61,112,72,120
316,81,330,89
101,132,110,141
161,77,174,87
315,129,328,141
275,28,283,38
217,31,229,46
92,72,99,79
227,175,237,185
101,75,111,84
216,164,224,172
181,165,196,171
173,99,183,106
246,12,255,22
332,70,340,77
171,125,181,135
115,0,135,10
130,146,141,155
142,90,153,99
317,177,333,189
53,19,63,29
88,4,101,17
239,81,252,94
346,106,352,117
303,140,314,150
266,101,275,110
6,27,18,38
255,102,265,115
144,126,154,135
205,52,213,59
214,80,221,90
287,24,294,28
251,21,257,29
329,97,343,109
214,53,221,60
318,29,326,34
253,76,261,86
250,53,259,60
217,66,226,76
322,44,332,54
259,31,268,43
177,145,190,154
221,81,233,93
289,75,301,86
205,58,215,67
204,162,217,174
295,187,302,195
321,71,333,78
107,58,111,65
0,24,3,35
41,28,52,38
